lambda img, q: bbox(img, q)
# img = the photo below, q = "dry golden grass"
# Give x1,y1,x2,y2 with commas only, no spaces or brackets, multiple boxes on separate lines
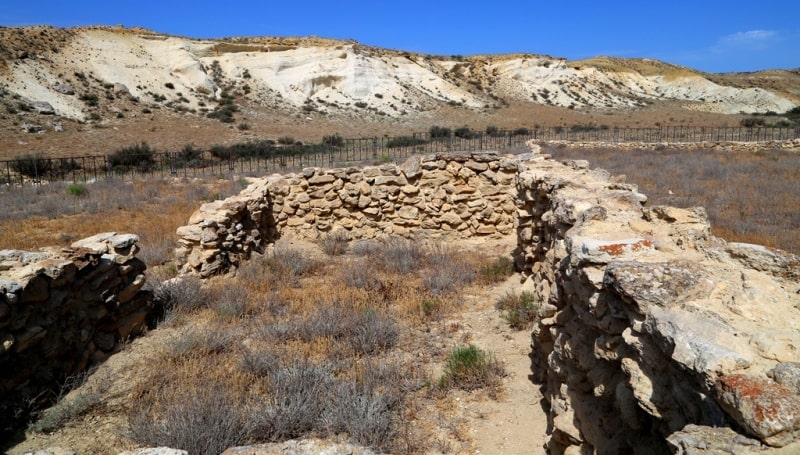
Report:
0,177,245,266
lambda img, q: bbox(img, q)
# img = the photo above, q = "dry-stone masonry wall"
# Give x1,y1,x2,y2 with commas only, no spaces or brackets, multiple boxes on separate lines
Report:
0,233,152,434
176,147,800,453
517,154,800,453
176,151,519,276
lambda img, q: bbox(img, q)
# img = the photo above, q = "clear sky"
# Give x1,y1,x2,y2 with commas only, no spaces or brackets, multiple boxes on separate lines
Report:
2,1,798,73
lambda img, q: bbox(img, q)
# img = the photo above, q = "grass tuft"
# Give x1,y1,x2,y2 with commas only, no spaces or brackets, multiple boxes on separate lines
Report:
495,291,539,330
439,344,505,392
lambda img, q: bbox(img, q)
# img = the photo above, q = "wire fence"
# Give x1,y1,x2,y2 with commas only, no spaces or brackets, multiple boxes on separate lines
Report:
3,126,798,186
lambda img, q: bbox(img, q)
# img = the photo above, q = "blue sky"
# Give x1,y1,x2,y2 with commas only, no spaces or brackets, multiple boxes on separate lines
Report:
2,1,798,73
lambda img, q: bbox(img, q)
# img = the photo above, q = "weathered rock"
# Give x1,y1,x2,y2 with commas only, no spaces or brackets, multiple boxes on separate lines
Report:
53,82,75,95
21,123,45,133
30,101,55,115
768,363,800,394
715,374,800,447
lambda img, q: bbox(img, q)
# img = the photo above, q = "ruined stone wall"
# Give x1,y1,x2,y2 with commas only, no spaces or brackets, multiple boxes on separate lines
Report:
176,152,520,276
517,155,800,453
175,148,800,453
0,233,152,433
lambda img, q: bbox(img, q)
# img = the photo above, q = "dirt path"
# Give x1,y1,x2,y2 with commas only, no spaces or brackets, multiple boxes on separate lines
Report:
457,273,549,454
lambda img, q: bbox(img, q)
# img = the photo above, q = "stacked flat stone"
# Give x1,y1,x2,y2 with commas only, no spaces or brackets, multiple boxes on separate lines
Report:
0,232,152,434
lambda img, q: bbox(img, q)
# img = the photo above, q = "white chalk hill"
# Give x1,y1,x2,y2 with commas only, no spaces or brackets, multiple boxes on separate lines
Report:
0,26,795,121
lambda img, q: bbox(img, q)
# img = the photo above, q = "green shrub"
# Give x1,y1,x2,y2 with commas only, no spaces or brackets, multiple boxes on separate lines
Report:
176,144,205,166
322,134,345,147
495,291,539,330
67,183,87,197
207,105,236,123
429,125,451,139
741,117,766,128
479,256,516,283
439,344,505,391
79,93,98,106
277,136,295,145
454,126,475,139
485,125,500,136
354,101,368,108
512,127,531,136
11,153,52,179
386,136,426,148
109,141,156,171
164,82,175,89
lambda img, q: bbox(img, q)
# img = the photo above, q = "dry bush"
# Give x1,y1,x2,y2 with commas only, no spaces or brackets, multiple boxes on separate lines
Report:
249,360,333,441
128,361,252,455
318,230,350,255
479,256,516,283
376,236,424,273
340,258,383,291
266,243,316,281
545,146,800,253
151,275,210,321
162,324,235,359
207,285,250,321
495,291,539,330
422,243,476,295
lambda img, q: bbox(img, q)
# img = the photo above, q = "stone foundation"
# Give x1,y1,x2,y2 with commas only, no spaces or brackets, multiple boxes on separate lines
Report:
176,146,800,453
0,233,153,435
176,151,520,276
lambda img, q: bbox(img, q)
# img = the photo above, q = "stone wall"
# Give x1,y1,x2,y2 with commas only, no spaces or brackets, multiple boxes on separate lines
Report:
176,152,520,276
516,155,800,453
175,147,800,453
0,233,152,434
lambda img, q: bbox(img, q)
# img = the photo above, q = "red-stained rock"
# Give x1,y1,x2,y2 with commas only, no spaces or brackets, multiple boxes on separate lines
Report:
715,374,800,447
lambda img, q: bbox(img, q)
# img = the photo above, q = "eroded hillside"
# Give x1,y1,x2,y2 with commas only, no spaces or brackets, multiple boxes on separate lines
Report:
0,25,797,123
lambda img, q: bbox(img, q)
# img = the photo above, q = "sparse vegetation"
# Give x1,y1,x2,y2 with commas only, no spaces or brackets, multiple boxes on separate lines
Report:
495,291,539,329
439,344,505,392
322,133,344,147
544,145,800,253
386,136,426,148
108,141,156,171
429,125,451,139
479,256,515,283
10,153,52,179
318,230,350,255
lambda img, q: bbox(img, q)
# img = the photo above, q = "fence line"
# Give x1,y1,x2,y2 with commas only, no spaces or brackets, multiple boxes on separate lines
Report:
3,126,798,186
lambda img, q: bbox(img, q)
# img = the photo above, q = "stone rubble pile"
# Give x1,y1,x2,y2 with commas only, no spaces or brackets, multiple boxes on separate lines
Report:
517,151,800,453
0,232,152,434
176,151,521,276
